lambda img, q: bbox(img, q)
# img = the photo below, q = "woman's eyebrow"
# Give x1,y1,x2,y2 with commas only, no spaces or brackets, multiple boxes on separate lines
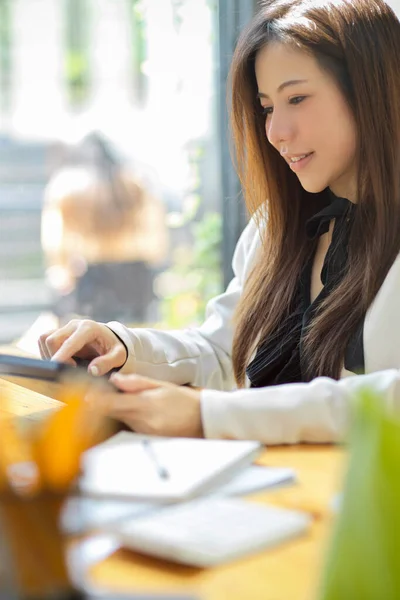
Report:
257,79,309,99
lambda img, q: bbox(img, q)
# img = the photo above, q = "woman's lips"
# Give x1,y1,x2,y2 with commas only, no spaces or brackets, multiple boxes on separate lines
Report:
288,152,314,172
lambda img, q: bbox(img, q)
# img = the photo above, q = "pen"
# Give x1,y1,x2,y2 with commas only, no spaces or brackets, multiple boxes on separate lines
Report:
141,439,170,480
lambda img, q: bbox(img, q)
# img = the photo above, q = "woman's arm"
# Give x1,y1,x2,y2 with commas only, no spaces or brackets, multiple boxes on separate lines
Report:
88,367,400,444
201,369,400,444
106,217,261,390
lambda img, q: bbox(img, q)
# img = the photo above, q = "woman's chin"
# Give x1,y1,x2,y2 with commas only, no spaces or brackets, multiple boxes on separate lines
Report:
297,177,327,195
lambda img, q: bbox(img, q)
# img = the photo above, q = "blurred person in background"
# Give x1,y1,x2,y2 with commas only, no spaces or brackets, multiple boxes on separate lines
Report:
41,132,168,325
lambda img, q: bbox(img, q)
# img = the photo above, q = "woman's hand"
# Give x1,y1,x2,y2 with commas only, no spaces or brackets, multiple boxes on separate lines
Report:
38,319,127,376
91,373,204,438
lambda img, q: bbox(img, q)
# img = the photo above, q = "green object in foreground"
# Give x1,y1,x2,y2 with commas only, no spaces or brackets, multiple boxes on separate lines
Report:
318,389,400,600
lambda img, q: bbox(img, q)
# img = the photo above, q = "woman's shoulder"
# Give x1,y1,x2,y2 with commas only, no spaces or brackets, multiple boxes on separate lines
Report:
232,206,267,279
44,167,96,204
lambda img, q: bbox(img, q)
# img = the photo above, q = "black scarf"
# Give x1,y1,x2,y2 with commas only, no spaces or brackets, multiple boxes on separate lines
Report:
246,194,364,388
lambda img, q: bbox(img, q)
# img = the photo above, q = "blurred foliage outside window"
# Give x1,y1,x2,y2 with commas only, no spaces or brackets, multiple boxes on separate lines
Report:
129,0,148,107
65,0,150,109
65,0,90,107
156,137,223,328
158,211,222,328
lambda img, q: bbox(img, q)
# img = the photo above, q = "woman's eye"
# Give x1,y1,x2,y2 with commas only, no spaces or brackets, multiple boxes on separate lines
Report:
289,96,306,105
262,106,273,116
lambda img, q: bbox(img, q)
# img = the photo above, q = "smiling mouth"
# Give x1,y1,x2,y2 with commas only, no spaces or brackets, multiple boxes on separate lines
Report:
287,152,313,163
286,152,314,172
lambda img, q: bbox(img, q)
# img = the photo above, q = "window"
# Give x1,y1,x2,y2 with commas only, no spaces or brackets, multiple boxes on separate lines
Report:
0,0,258,347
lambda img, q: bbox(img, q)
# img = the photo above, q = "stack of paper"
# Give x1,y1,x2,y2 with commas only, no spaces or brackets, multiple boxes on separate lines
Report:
79,433,262,503
73,432,306,568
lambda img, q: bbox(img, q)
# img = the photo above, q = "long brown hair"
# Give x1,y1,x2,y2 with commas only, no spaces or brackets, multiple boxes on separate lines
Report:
231,0,400,386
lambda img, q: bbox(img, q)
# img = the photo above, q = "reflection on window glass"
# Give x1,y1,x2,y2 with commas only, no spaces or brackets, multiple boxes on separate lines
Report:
0,0,222,347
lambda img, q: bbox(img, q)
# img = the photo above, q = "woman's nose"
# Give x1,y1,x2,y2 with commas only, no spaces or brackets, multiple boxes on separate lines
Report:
266,111,294,149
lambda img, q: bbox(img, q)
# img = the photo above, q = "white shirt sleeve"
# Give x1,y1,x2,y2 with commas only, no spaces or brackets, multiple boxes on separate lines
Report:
201,369,400,444
106,218,261,390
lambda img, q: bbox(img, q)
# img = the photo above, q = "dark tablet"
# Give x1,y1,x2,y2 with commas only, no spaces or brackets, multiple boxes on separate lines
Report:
0,353,115,388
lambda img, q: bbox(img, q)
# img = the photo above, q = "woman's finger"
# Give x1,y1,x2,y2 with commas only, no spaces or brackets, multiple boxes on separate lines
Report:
110,373,164,393
44,320,87,361
88,343,127,377
38,329,56,359
51,320,106,364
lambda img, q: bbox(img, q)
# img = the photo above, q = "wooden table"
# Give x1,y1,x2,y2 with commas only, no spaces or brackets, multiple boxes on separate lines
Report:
0,375,346,600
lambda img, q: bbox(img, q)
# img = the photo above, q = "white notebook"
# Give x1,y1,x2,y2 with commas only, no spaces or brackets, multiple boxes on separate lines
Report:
107,497,311,567
79,433,261,503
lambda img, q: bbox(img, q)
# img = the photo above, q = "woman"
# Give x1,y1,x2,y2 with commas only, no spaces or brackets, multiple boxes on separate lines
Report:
39,0,400,444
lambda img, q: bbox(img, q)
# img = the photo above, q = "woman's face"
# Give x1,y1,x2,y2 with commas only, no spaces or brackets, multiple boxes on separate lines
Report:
255,42,357,201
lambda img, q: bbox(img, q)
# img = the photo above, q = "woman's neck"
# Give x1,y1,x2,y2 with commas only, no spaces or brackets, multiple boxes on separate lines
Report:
329,177,357,204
